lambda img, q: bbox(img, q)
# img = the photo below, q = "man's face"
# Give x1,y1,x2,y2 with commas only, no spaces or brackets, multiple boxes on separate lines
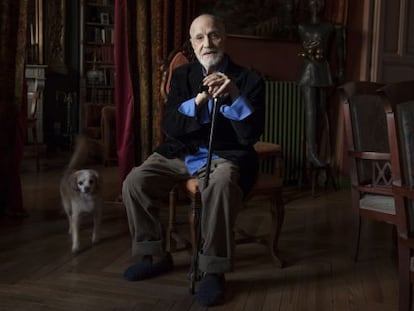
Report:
190,16,225,71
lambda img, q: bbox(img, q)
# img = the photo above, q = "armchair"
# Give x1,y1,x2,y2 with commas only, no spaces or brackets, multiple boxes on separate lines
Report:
84,103,117,166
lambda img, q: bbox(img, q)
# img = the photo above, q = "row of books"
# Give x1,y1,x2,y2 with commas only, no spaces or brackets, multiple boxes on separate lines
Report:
85,46,114,63
85,27,114,44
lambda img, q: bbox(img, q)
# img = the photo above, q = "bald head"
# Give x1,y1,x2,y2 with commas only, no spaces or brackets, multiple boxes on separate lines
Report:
189,14,226,72
189,14,226,38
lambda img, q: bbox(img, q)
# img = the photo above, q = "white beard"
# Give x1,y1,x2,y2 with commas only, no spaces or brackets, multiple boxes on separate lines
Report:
199,50,224,72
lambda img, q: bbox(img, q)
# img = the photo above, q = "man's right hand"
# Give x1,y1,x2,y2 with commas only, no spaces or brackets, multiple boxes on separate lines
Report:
195,91,209,107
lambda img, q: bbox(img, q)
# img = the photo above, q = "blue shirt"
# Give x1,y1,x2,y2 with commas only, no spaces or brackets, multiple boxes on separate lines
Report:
177,60,254,175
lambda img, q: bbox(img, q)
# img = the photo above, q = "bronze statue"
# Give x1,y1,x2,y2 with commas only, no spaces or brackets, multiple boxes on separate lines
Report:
297,0,345,168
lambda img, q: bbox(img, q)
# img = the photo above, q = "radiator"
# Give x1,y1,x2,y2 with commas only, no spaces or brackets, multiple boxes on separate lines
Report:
261,80,305,184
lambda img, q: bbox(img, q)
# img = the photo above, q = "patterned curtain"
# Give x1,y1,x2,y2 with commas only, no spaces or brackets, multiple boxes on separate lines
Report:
114,0,196,182
0,0,29,216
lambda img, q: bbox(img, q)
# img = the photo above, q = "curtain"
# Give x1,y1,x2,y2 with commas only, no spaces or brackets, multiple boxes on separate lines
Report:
0,0,29,216
324,0,349,24
114,0,196,182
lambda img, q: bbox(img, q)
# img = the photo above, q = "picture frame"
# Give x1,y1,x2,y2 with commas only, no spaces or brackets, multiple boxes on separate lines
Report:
100,12,109,25
199,1,349,41
44,0,67,74
199,0,302,41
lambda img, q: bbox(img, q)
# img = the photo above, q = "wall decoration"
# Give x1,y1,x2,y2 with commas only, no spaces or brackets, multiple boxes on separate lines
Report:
44,0,67,74
199,0,349,41
199,0,302,41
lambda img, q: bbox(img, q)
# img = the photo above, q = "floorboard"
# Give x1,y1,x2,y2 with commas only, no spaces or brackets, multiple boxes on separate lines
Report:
0,155,400,310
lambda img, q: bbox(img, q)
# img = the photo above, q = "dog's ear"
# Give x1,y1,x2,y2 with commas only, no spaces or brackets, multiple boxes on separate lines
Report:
69,173,80,191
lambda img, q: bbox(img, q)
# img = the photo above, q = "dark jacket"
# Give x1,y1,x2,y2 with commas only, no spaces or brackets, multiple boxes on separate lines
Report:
155,58,265,194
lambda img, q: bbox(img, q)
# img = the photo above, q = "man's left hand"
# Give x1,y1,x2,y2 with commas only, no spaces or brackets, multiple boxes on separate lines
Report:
202,72,239,100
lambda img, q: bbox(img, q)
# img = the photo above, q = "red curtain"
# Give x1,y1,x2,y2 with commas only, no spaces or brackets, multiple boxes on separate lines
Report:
114,0,135,183
0,0,29,216
114,0,196,183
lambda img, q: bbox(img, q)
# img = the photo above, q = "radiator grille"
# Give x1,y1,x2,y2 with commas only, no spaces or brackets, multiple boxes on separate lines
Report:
261,80,305,184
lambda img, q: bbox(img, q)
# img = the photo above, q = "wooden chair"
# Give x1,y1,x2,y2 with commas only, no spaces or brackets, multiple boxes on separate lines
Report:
161,47,285,268
380,80,414,311
166,141,285,267
234,141,285,266
338,81,397,261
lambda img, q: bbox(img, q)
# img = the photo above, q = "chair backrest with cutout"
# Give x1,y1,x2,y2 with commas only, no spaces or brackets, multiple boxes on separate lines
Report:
380,80,414,236
339,81,390,190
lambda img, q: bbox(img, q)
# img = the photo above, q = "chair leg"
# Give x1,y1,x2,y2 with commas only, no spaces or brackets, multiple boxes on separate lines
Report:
269,191,285,268
398,240,412,311
188,189,201,257
188,188,202,293
166,188,178,253
353,217,362,262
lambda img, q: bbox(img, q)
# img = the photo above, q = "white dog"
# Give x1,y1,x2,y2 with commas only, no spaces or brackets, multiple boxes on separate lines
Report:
60,136,103,253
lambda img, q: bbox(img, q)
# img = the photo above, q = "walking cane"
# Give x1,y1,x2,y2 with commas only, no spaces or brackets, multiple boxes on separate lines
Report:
190,96,220,294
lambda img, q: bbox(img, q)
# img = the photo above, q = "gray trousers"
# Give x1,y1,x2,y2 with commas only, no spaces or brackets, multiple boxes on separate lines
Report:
122,152,243,274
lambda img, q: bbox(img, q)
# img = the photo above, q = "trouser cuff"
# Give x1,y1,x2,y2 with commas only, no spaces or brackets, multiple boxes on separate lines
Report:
132,240,164,256
198,254,232,274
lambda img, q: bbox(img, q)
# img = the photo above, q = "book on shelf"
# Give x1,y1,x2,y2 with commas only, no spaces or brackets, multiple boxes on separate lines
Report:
85,46,113,63
86,26,113,44
100,28,114,44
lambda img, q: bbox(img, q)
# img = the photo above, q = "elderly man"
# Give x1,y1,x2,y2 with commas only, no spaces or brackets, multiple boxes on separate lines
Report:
122,14,265,306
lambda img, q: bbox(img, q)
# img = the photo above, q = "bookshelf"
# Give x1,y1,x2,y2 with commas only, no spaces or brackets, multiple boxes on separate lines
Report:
80,0,115,161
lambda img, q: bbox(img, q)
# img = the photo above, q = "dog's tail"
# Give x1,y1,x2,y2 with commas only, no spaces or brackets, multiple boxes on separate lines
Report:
66,135,90,171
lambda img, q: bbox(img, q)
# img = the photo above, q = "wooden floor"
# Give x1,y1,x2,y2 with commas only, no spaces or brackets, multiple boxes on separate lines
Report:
0,155,400,310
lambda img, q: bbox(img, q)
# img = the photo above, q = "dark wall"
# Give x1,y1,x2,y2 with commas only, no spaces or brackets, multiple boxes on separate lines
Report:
226,36,302,81
345,0,367,82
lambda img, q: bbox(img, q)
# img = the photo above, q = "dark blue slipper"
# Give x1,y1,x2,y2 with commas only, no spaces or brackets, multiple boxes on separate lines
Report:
197,273,225,306
123,253,173,281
